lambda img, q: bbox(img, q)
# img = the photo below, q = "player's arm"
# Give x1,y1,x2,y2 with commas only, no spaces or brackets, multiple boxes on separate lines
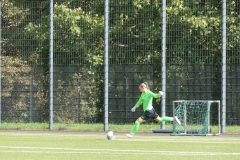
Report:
150,91,163,98
131,95,143,112
135,96,143,107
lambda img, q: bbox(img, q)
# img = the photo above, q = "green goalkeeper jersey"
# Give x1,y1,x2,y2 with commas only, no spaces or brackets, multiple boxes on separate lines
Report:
135,90,160,112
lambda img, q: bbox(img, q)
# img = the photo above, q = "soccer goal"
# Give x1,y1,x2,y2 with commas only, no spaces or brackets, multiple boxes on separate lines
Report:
171,100,221,136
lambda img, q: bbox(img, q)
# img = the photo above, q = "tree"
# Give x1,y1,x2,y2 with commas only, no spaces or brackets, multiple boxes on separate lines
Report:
23,1,105,122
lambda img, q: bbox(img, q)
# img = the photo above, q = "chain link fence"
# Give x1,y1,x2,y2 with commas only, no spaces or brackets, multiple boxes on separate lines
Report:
1,0,240,126
226,1,240,125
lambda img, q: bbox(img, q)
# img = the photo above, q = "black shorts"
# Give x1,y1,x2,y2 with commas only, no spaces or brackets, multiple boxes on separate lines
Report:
140,108,159,121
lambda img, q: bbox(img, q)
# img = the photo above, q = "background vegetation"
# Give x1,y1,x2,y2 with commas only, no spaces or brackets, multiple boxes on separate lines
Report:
1,0,240,126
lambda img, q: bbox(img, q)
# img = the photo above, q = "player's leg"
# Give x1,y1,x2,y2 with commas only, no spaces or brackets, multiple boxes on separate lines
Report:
126,117,144,138
151,107,181,125
154,116,181,125
126,113,148,138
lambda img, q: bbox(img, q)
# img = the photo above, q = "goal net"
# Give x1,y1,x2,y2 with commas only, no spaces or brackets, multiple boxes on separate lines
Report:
172,100,221,136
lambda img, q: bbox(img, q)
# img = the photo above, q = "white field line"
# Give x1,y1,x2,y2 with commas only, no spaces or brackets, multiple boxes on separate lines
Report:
0,146,240,156
1,135,240,144
0,132,239,139
1,133,239,144
1,133,240,141
0,133,102,137
114,138,240,144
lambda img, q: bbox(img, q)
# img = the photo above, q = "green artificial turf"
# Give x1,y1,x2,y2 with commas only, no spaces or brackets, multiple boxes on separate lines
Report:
0,131,240,160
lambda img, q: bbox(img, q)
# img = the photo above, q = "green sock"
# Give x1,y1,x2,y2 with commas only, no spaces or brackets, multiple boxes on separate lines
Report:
131,121,140,134
160,117,173,122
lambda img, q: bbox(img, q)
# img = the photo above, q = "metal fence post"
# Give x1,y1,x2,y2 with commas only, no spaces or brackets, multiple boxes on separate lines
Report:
147,55,151,88
30,78,33,123
161,0,167,129
104,0,109,131
221,0,227,133
49,0,54,130
77,81,81,123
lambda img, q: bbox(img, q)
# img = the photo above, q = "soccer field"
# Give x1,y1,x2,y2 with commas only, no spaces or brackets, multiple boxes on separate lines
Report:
0,131,239,160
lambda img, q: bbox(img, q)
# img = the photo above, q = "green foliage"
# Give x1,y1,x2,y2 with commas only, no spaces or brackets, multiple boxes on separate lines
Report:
1,56,32,122
109,0,157,64
167,0,222,65
1,0,240,124
1,0,26,29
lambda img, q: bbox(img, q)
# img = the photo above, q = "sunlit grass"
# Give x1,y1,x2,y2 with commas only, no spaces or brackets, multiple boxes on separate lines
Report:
0,122,240,134
0,131,240,160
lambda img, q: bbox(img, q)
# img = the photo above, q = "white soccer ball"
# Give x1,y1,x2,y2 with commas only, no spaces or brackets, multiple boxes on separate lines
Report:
106,131,115,140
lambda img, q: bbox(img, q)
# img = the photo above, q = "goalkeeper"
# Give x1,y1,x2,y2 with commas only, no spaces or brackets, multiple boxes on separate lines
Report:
126,82,181,138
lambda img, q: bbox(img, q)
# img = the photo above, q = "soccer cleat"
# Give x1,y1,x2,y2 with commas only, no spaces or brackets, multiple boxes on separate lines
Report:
126,133,133,138
174,116,181,125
